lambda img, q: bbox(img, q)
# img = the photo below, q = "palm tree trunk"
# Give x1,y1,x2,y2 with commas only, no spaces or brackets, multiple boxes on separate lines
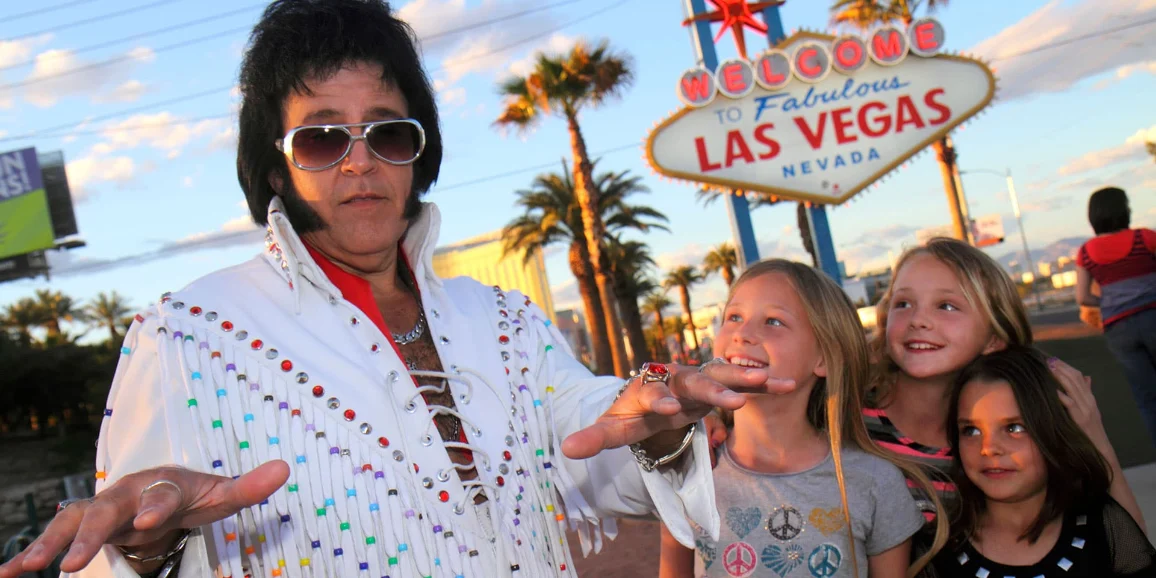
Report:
106,321,120,345
46,319,61,339
933,138,968,242
569,242,614,375
566,111,630,377
679,286,699,353
722,267,735,288
653,310,667,353
618,293,649,365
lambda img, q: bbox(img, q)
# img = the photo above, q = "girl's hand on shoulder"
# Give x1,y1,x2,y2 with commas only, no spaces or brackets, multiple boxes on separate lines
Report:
1049,357,1106,439
704,411,728,450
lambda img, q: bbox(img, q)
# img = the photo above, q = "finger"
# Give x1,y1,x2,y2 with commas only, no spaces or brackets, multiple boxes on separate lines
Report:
0,550,30,578
1057,391,1076,409
709,422,728,447
634,382,682,415
674,373,749,409
134,480,184,531
61,498,131,572
696,363,770,391
16,503,87,570
561,423,613,460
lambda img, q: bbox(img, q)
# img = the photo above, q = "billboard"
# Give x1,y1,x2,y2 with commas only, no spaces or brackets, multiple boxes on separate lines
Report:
916,214,1004,248
0,147,55,260
645,19,996,205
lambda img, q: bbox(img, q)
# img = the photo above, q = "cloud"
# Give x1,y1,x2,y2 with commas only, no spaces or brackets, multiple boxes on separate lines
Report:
550,279,581,311
506,34,578,77
93,79,149,103
0,35,53,108
399,0,555,56
205,126,237,153
182,176,193,188
1093,60,1156,89
49,215,264,277
654,243,710,271
23,46,155,107
1058,124,1156,175
439,86,467,107
65,154,137,203
1020,195,1074,213
969,0,1156,101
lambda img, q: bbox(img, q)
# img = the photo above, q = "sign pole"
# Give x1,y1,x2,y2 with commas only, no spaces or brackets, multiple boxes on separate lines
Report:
758,4,842,285
685,0,761,269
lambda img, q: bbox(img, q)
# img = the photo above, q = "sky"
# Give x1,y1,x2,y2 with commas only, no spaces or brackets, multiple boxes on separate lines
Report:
0,0,1154,329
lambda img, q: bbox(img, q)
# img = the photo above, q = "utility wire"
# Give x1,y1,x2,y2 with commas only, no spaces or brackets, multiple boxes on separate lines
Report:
990,13,1156,61
0,0,632,143
4,0,180,43
0,4,265,74
3,0,99,23
434,143,641,192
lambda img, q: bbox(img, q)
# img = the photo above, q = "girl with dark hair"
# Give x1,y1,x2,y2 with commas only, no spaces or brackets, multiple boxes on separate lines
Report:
1076,187,1156,446
933,347,1155,577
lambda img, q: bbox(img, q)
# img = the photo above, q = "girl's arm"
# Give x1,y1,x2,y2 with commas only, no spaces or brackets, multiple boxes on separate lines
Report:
659,522,696,578
1075,266,1100,307
1051,358,1146,532
867,539,912,578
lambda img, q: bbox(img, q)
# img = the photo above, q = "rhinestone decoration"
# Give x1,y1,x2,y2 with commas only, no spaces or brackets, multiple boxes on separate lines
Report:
498,464,509,475
205,311,218,322
370,343,380,353
505,435,515,447
327,397,340,410
437,470,451,482
503,450,512,461
501,351,510,361
343,409,356,421
189,306,203,316
350,317,360,326
251,339,263,350
498,321,509,330
265,348,278,360
496,476,505,487
440,336,450,345
312,385,324,397
437,491,449,503
236,330,248,340
393,450,404,462
378,437,390,448
281,360,293,372
421,435,433,447
498,335,510,345
359,423,372,435
431,309,440,318
172,301,185,310
422,477,433,489
296,372,309,384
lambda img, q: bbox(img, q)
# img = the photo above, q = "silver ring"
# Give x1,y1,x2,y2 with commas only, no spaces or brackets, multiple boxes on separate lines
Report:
141,479,183,504
699,357,727,373
57,497,94,512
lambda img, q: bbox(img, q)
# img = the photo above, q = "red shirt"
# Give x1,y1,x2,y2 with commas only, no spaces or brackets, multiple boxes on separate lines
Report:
1078,229,1156,326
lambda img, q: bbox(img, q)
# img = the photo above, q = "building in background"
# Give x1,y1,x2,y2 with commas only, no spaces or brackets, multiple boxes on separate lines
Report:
432,230,556,324
553,308,591,367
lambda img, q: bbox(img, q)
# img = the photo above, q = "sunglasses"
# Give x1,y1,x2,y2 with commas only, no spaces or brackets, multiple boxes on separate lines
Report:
275,119,426,171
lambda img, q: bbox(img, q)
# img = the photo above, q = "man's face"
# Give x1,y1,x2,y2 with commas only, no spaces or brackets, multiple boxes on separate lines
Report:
276,61,415,259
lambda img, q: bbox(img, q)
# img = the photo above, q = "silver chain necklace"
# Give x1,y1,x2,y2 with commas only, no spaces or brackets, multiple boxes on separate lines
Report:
392,308,426,345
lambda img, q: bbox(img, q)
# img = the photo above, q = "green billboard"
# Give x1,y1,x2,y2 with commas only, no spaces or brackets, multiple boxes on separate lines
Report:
0,147,55,260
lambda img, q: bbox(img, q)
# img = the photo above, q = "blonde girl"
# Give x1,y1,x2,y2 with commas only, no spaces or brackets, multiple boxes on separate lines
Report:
660,260,947,578
865,237,1143,539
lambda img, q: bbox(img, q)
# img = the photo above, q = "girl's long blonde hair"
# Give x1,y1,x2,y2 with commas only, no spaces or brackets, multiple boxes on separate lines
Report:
869,237,1033,402
729,259,947,577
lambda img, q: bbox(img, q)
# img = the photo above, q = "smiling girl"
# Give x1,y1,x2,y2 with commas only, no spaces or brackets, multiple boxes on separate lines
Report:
660,260,946,578
933,347,1155,577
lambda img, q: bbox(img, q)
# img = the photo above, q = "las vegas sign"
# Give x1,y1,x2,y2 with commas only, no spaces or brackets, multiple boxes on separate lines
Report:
645,18,996,205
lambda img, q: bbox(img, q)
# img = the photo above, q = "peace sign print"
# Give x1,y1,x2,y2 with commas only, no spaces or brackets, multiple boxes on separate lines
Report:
766,505,805,541
722,542,758,578
808,543,843,577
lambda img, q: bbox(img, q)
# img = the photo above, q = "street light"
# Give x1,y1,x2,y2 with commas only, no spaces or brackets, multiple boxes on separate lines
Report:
959,168,1042,311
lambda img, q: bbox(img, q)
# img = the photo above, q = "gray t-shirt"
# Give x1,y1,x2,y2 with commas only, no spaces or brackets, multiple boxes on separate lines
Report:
693,444,923,578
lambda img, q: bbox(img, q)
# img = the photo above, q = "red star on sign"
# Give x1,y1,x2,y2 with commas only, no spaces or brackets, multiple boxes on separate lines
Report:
683,0,784,60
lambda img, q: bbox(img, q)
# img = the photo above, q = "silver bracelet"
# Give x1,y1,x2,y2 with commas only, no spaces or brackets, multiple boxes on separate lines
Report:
630,422,697,472
119,530,190,564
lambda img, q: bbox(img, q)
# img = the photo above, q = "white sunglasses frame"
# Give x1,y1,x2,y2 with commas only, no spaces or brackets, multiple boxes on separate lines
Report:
274,119,426,171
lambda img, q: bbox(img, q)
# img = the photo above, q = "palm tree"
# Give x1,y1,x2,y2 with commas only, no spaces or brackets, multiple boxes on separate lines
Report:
32,289,78,339
663,265,706,355
606,237,660,365
495,39,635,376
85,291,134,344
502,162,667,375
830,0,966,241
697,189,819,265
702,242,739,288
1,298,40,347
664,315,690,363
1147,141,1156,162
641,291,674,361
